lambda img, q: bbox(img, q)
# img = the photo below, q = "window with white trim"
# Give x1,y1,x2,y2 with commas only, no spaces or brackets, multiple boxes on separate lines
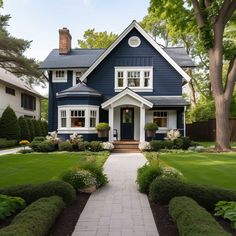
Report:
73,69,87,85
153,111,168,128
60,110,67,128
71,110,85,127
52,70,67,82
90,110,97,128
115,67,153,91
56,71,65,78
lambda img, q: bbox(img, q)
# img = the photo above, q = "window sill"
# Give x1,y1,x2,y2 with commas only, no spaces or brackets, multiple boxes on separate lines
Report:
58,128,97,134
115,88,153,92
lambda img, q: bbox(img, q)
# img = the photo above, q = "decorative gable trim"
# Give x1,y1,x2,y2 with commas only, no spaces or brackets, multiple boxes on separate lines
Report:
101,88,153,109
79,20,191,83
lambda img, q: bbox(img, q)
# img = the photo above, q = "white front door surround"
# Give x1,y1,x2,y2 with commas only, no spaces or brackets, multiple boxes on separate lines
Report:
101,88,153,142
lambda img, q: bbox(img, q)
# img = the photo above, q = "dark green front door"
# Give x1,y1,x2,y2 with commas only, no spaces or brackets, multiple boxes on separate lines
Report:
120,108,134,140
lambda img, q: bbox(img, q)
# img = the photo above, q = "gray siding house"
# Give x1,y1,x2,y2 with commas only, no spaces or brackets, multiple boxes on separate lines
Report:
40,20,194,142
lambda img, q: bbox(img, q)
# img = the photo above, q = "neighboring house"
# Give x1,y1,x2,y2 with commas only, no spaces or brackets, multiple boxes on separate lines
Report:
40,21,194,142
0,68,43,119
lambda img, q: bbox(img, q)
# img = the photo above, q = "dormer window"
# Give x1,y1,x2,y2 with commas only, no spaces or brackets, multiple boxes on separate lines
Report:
115,67,153,92
52,70,67,83
73,69,87,85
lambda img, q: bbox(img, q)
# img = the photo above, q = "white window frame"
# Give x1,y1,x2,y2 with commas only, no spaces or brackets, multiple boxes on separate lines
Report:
153,110,169,131
58,105,99,134
114,67,153,92
73,69,87,86
52,70,67,83
60,110,67,128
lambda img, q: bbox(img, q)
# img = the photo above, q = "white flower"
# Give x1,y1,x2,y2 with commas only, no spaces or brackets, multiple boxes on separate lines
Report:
46,131,60,144
138,142,151,151
70,132,83,144
165,129,181,141
102,142,114,150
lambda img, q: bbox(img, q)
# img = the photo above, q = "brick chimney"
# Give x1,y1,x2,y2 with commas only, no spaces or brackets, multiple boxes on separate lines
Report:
59,27,72,54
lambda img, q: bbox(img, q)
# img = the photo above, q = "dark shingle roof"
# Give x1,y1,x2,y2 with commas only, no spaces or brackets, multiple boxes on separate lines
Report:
144,96,189,106
163,47,195,68
40,47,194,69
39,49,106,69
57,82,102,98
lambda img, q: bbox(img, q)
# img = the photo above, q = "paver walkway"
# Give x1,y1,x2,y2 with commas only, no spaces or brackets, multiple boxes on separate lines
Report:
0,147,22,156
72,153,159,236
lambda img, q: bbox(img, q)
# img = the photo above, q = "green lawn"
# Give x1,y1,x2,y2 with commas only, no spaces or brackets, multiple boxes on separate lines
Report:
0,152,109,187
149,152,236,190
197,141,236,148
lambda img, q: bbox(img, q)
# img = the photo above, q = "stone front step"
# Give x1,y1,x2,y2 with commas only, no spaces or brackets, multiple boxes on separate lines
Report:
113,141,140,153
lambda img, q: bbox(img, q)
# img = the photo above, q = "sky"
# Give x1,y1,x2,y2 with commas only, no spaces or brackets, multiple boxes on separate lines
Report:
1,0,150,61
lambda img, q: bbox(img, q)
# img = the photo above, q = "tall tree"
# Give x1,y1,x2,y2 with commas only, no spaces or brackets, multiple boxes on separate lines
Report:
148,0,236,151
0,2,43,85
78,29,118,48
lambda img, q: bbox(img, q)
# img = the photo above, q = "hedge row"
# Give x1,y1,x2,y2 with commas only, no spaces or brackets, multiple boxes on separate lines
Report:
0,196,64,236
0,181,76,205
149,177,236,210
0,139,18,149
169,196,230,236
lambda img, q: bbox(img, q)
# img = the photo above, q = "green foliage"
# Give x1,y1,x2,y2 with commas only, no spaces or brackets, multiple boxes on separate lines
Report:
33,136,46,142
0,196,64,236
39,120,47,137
30,140,55,152
0,181,76,204
77,141,87,151
160,166,183,180
0,194,25,220
78,28,118,48
215,201,236,229
0,106,20,140
0,139,17,149
169,196,229,236
40,99,48,121
26,119,35,141
32,120,42,137
58,141,73,152
96,122,110,131
61,169,97,190
18,117,31,141
90,141,103,152
136,162,161,194
149,177,236,211
144,122,158,131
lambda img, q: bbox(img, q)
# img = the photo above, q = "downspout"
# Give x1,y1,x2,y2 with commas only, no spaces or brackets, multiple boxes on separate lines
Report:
184,106,186,137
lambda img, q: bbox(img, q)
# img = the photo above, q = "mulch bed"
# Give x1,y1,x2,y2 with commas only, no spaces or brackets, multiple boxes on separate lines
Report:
48,193,90,236
149,200,236,236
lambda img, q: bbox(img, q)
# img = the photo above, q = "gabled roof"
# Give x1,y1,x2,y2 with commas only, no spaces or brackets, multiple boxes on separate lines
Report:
79,20,192,83
101,88,153,109
39,49,105,69
0,68,44,98
57,82,101,98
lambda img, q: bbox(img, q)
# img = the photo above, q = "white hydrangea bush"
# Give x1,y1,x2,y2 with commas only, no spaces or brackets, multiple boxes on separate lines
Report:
165,129,181,141
160,166,183,179
46,131,60,144
102,142,114,151
70,132,83,144
138,142,151,151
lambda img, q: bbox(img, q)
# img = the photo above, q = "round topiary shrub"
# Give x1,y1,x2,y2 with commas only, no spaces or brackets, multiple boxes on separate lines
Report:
0,106,20,140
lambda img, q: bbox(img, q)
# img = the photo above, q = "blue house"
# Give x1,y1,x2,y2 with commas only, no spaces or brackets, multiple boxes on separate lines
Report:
40,21,194,142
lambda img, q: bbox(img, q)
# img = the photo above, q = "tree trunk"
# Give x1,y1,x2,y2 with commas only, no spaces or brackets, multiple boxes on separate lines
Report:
215,95,231,151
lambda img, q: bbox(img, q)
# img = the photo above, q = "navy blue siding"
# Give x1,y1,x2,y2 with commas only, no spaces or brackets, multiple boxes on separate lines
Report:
87,28,182,97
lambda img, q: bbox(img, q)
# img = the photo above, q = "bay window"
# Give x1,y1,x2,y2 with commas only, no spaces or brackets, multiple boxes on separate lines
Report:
115,67,153,92
58,105,99,133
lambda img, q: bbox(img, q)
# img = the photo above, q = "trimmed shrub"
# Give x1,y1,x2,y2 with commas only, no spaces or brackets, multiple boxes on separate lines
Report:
61,169,97,190
18,117,31,141
90,141,103,152
30,140,55,152
0,139,17,149
33,137,46,142
179,136,192,150
149,177,236,210
169,196,230,236
0,181,76,204
39,120,47,137
26,119,35,141
150,140,166,151
59,141,73,152
32,120,42,137
0,196,64,236
42,121,48,136
160,166,183,180
0,106,20,140
77,141,87,151
136,163,161,194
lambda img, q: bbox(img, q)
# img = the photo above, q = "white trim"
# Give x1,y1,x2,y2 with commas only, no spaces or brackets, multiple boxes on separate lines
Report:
52,70,67,83
58,105,99,131
101,88,153,109
72,69,87,86
79,20,191,83
184,106,186,137
128,36,141,47
58,129,97,134
114,66,153,92
153,110,169,130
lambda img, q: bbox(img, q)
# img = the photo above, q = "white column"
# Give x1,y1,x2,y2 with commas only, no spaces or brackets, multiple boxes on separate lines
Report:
108,106,114,142
140,105,145,142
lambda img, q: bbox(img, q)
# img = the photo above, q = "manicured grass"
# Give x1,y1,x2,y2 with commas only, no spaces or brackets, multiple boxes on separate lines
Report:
148,152,236,190
0,152,109,187
197,141,236,148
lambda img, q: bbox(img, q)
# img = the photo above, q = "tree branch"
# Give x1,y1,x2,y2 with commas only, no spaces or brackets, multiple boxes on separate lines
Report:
223,1,236,26
224,55,236,101
191,0,205,27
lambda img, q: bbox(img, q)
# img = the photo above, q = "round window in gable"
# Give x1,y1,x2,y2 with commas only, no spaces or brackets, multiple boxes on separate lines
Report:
128,36,141,47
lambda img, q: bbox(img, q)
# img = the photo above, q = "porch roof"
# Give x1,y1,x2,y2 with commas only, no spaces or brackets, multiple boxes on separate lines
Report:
101,88,153,109
144,96,189,107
